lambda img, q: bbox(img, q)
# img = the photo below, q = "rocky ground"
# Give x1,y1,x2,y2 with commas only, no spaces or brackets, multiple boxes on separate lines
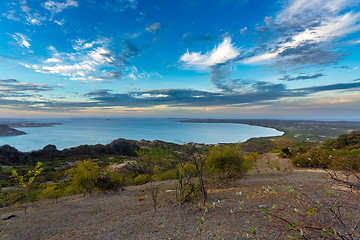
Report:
1,154,355,240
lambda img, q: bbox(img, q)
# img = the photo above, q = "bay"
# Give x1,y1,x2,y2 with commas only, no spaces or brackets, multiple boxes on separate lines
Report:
0,118,283,152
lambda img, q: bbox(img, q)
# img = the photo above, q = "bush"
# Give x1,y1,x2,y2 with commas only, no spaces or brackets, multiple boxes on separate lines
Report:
42,183,64,199
206,145,250,180
65,160,99,194
155,168,178,181
133,173,151,185
96,168,127,192
2,167,16,175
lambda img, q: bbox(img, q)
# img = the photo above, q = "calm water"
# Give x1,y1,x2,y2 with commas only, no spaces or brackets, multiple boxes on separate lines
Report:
0,118,283,152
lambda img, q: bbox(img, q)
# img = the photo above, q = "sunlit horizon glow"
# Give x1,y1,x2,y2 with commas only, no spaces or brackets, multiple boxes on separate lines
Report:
1,0,360,120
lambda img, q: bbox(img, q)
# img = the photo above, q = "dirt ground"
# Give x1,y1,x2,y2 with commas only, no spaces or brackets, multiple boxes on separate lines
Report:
1,154,349,239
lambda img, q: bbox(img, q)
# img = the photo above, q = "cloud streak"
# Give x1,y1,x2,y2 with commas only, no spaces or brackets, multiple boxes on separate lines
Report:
43,0,78,15
0,79,53,97
9,33,31,48
280,73,325,81
180,37,240,70
244,0,360,67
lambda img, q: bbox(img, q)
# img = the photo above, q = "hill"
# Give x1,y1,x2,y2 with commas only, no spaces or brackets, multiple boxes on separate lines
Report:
0,125,26,136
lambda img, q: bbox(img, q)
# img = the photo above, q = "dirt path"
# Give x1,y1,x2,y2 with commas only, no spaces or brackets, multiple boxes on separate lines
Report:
1,154,331,240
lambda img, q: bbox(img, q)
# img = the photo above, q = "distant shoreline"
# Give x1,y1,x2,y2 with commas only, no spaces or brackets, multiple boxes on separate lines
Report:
180,119,360,142
0,122,63,137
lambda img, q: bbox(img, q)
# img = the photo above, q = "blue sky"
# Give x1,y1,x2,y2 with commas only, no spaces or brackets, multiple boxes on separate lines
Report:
1,0,360,119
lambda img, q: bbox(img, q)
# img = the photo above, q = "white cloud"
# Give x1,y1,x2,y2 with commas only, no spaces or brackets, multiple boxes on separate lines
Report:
20,0,31,13
2,12,20,21
34,38,124,81
88,47,115,63
42,63,94,75
44,58,62,63
73,39,105,51
244,0,360,64
54,19,65,25
146,22,161,33
9,33,31,48
180,37,240,70
276,0,357,23
240,27,247,35
43,0,78,14
126,66,162,81
26,15,42,25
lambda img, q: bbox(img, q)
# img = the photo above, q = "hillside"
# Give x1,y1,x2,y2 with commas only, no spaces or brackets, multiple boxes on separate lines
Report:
1,154,333,239
0,125,26,137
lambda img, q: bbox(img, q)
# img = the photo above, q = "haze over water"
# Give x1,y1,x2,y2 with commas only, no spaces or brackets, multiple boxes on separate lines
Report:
0,118,283,152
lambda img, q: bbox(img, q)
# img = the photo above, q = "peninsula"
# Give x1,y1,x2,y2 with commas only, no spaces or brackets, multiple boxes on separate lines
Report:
0,122,62,137
0,124,26,136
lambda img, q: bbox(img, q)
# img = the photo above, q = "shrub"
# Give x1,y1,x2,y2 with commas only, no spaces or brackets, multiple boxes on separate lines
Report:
65,160,99,194
133,173,151,185
155,168,178,181
206,145,250,180
42,183,63,199
96,168,127,192
2,167,16,175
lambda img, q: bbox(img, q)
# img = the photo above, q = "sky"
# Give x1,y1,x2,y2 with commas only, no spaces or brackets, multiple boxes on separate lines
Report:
1,0,360,120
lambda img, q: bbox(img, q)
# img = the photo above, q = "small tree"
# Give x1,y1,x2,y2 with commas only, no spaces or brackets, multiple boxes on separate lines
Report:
176,162,198,203
65,160,99,195
183,143,208,207
137,147,173,212
12,162,43,213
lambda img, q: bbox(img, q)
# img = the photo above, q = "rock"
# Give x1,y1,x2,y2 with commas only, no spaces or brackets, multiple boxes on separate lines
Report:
107,139,139,156
42,145,60,158
2,213,16,220
111,161,146,173
0,145,29,165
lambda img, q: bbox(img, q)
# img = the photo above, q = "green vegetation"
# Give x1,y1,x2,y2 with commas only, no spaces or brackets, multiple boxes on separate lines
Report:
11,162,43,213
206,145,253,180
1,128,359,236
65,160,99,194
291,131,360,171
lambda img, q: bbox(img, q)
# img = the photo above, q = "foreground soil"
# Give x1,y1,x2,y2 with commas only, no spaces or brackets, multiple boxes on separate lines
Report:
1,154,337,239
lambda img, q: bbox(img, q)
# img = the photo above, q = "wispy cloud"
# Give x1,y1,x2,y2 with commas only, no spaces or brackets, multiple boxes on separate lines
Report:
240,27,247,35
2,11,21,21
146,22,162,33
83,80,360,109
1,79,360,113
95,0,138,12
43,0,78,15
296,81,360,94
244,0,360,67
180,37,240,70
0,79,53,97
9,33,31,48
26,37,146,81
279,73,325,81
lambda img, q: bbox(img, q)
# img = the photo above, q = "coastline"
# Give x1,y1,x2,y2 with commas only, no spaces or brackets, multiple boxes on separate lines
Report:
2,118,360,152
0,121,63,137
0,118,282,152
180,119,360,142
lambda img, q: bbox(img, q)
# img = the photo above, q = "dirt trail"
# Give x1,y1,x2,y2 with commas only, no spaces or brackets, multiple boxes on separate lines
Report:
1,154,330,240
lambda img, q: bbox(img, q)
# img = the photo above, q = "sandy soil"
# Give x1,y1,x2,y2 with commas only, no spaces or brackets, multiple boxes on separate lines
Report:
1,154,346,240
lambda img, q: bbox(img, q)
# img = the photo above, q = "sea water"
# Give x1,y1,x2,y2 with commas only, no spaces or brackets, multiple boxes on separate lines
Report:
0,118,283,152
